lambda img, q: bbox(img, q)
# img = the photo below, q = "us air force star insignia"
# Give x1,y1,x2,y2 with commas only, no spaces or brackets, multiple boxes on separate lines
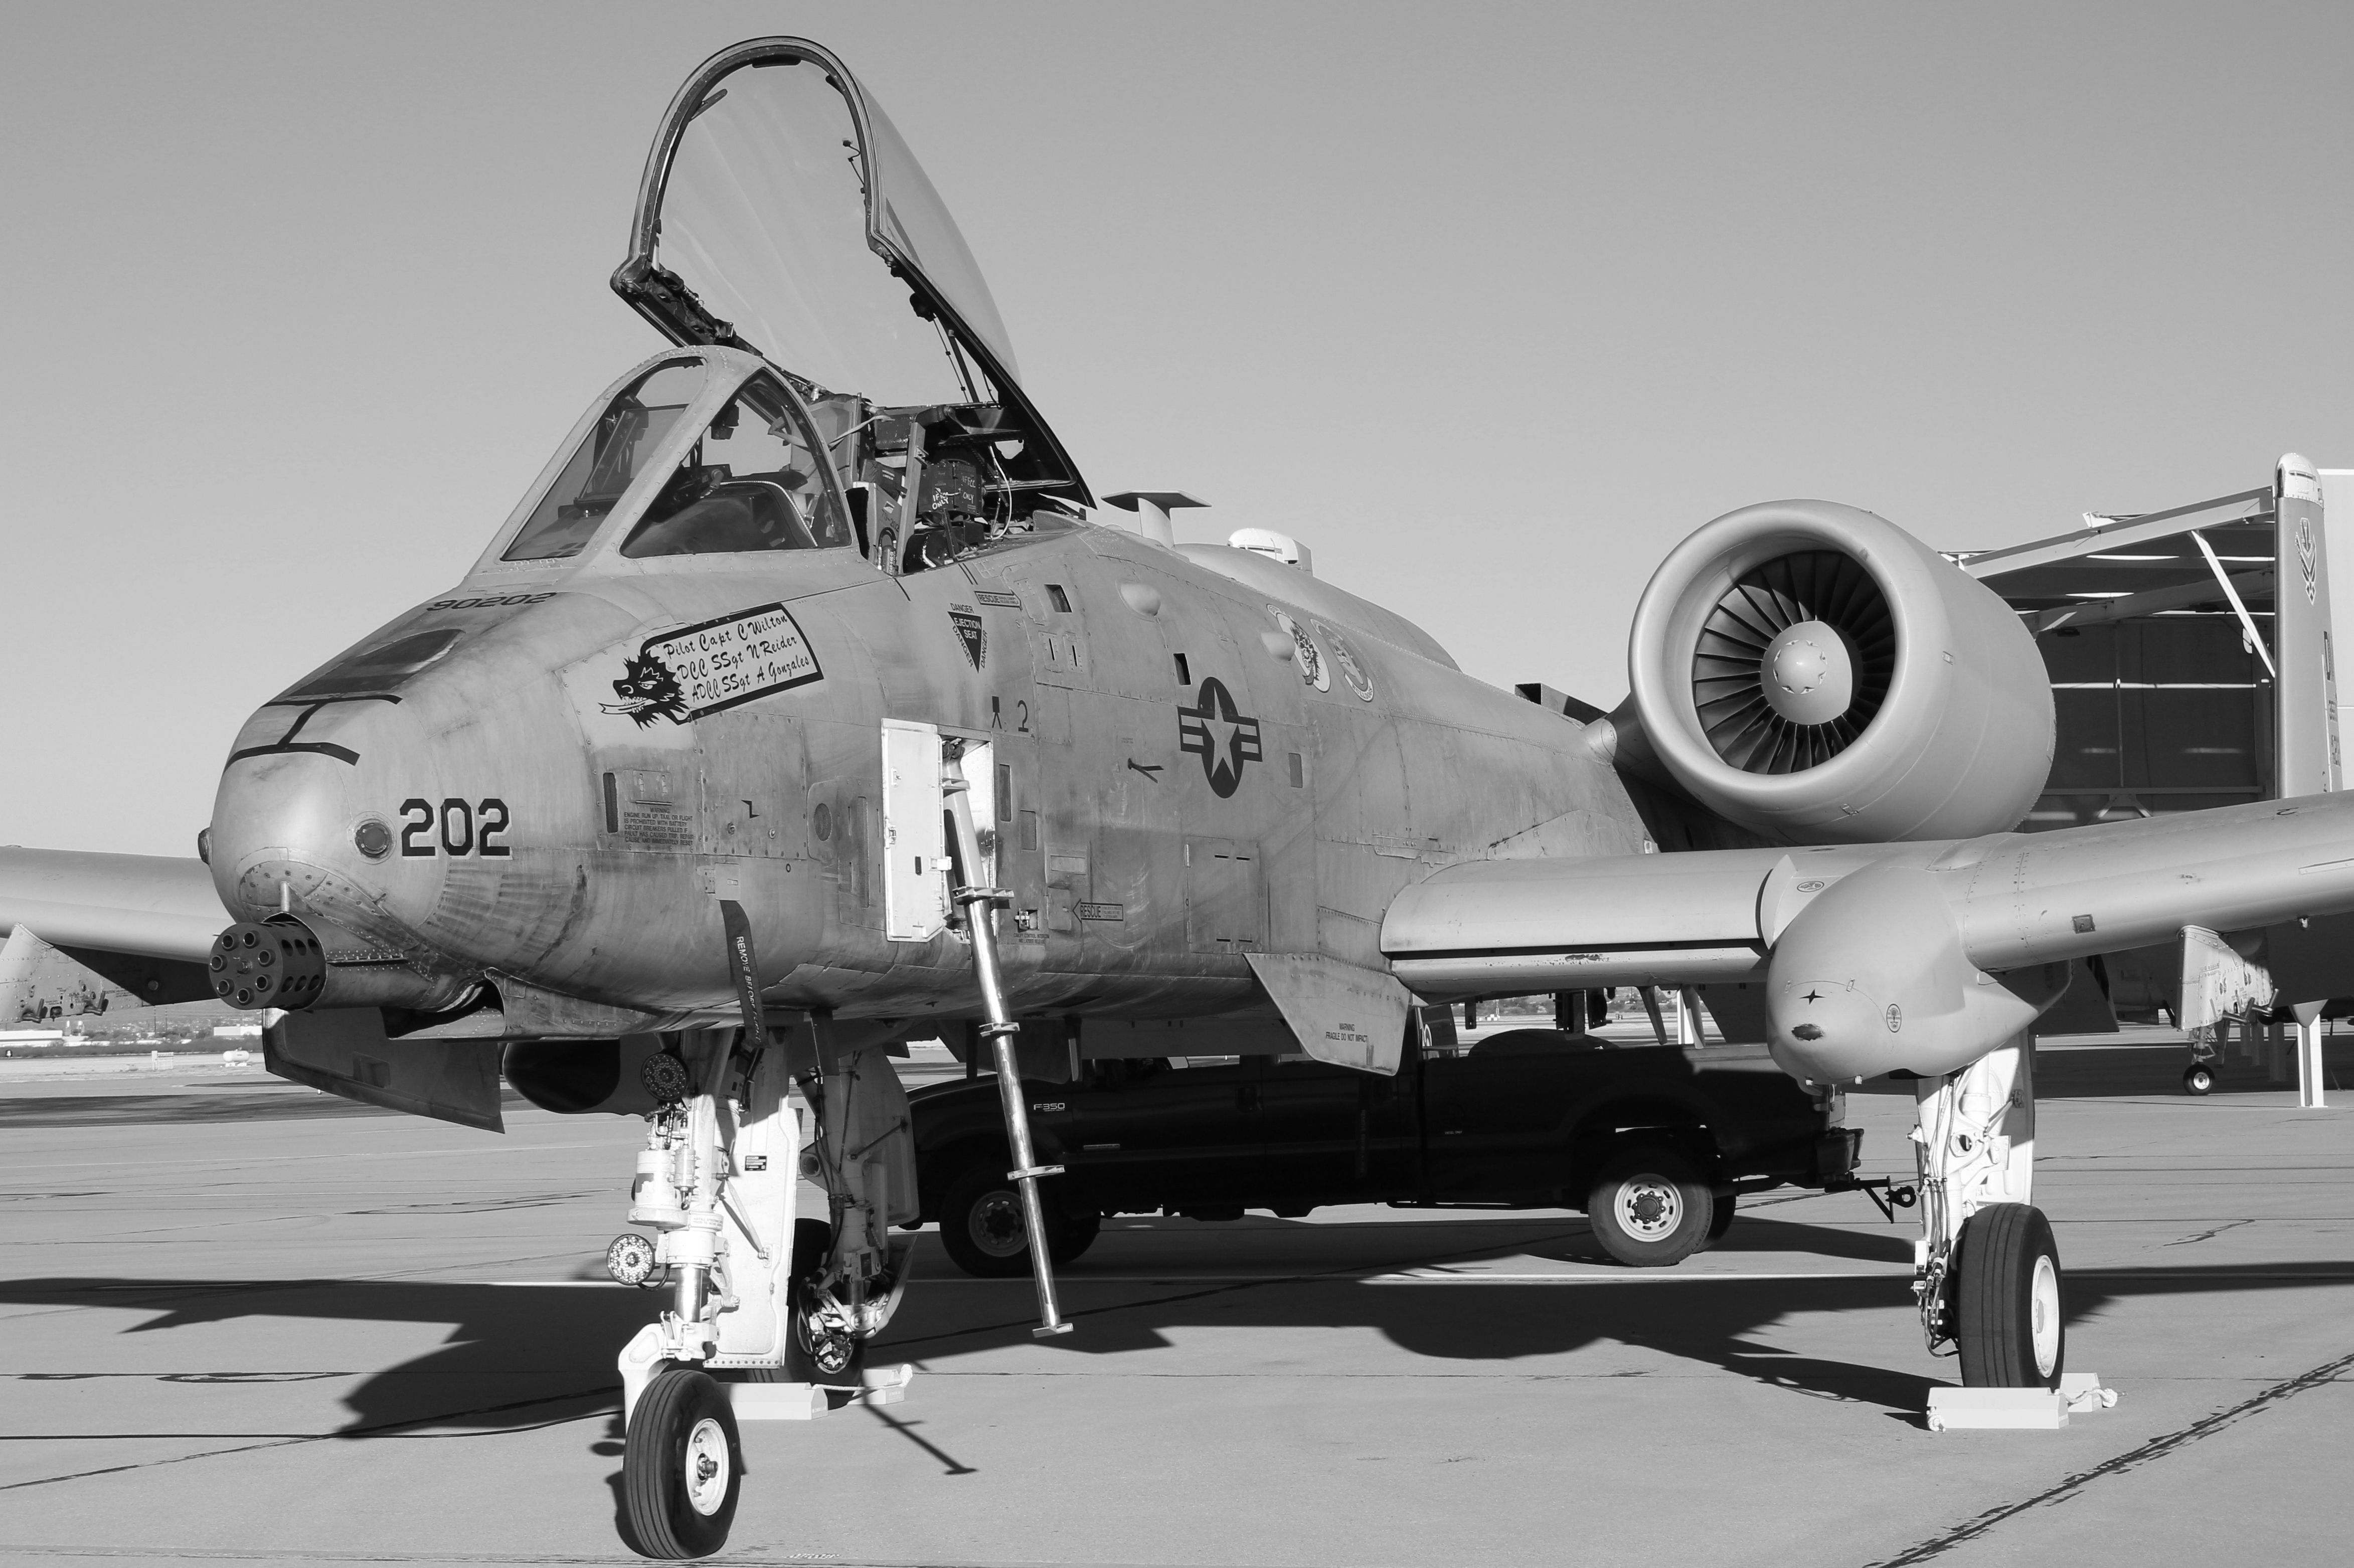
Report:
1177,677,1263,798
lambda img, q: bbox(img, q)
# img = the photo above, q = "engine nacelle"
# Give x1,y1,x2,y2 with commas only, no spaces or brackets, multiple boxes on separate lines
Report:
1624,500,2052,844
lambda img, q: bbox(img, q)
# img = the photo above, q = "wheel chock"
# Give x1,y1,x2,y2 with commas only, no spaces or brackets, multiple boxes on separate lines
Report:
728,1383,829,1422
1926,1374,2115,1431
726,1364,917,1422
2059,1371,2118,1413
857,1362,915,1407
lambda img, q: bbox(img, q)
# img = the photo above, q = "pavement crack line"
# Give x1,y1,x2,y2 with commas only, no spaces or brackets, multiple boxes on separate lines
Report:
1865,1345,2354,1567
0,1384,617,1494
2163,1217,2253,1247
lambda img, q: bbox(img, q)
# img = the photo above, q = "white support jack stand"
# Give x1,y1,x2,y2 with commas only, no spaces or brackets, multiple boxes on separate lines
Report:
1911,1033,2117,1430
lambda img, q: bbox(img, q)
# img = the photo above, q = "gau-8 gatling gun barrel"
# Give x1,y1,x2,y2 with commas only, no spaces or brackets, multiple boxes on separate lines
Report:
208,917,481,1014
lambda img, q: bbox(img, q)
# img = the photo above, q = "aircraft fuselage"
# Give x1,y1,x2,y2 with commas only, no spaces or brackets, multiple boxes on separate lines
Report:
206,521,1646,1033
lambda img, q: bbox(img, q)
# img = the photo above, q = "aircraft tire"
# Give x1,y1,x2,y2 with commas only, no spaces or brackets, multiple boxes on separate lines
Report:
622,1366,740,1559
1054,1206,1102,1264
1585,1145,1714,1267
2184,1064,2215,1096
1953,1202,2065,1388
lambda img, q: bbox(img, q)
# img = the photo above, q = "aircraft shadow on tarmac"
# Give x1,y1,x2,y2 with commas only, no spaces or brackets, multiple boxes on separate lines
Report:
6,1232,2351,1445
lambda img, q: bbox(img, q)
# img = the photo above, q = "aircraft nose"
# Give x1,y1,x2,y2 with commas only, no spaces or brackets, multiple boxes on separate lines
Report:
208,695,443,937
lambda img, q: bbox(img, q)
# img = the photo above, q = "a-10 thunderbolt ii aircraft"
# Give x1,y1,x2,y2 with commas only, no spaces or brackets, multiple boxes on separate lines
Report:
11,33,2354,1558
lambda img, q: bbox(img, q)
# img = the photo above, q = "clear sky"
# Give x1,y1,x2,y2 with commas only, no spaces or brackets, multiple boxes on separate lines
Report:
6,1,2353,855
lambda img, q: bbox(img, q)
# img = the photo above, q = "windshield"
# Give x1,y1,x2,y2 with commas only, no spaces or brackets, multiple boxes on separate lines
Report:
503,361,706,562
658,59,973,408
621,373,854,557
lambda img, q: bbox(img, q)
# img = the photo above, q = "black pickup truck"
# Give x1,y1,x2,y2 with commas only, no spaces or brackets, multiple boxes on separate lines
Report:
910,1027,1860,1277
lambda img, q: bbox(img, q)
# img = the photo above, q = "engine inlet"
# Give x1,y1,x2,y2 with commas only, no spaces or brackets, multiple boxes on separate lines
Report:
1693,550,1895,773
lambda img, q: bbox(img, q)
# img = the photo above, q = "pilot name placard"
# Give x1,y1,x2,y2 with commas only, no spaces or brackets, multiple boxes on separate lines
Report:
604,603,823,727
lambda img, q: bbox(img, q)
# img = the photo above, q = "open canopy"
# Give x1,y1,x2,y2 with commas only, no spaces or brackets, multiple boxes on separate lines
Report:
612,37,1087,504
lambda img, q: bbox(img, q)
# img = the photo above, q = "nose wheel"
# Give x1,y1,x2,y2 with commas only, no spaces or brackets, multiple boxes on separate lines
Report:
621,1366,741,1559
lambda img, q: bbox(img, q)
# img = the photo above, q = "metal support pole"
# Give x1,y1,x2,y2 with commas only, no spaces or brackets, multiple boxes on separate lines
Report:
941,749,1070,1337
2275,456,2339,798
1638,986,1670,1047
1677,987,1704,1046
2295,1000,2329,1109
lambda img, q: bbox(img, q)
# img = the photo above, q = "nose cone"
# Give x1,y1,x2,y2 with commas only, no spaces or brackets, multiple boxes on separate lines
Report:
1760,620,1854,726
209,695,443,940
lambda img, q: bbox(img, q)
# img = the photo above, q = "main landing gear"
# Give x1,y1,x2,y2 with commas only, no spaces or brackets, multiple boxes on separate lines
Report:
1910,1034,2065,1388
609,1014,919,1558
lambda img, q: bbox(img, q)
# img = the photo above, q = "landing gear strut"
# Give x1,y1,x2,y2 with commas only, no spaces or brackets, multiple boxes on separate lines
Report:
1910,1033,2064,1387
612,941,919,1556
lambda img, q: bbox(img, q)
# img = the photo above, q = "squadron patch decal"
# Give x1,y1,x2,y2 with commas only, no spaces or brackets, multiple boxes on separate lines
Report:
1267,607,1329,691
1177,677,1263,798
606,652,688,727
948,604,987,670
1314,620,1376,702
602,603,822,728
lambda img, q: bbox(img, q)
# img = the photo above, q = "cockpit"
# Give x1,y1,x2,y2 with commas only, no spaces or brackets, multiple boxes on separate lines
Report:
485,37,1088,581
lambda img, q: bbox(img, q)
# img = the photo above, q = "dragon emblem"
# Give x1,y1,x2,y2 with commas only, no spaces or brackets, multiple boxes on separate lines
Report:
602,652,688,728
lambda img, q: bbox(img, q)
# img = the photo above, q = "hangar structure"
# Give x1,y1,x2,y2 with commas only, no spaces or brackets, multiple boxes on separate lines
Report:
1956,456,2342,1103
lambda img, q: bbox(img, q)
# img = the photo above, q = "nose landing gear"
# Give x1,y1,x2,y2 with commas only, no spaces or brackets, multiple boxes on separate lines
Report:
613,958,921,1557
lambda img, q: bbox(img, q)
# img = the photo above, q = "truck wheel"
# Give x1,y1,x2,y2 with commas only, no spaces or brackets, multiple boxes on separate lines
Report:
1586,1146,1714,1267
1954,1203,2065,1388
1699,1192,1737,1250
1055,1207,1101,1264
938,1161,1033,1278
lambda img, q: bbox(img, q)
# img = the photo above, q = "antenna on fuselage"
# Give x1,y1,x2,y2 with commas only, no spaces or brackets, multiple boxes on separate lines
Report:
1103,490,1208,549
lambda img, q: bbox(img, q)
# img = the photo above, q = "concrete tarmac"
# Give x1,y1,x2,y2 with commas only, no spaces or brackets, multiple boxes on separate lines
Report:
1,1037,2349,1566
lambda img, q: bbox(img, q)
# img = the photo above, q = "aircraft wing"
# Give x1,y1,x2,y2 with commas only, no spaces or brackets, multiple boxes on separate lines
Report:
1384,790,2354,1079
0,847,227,1004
